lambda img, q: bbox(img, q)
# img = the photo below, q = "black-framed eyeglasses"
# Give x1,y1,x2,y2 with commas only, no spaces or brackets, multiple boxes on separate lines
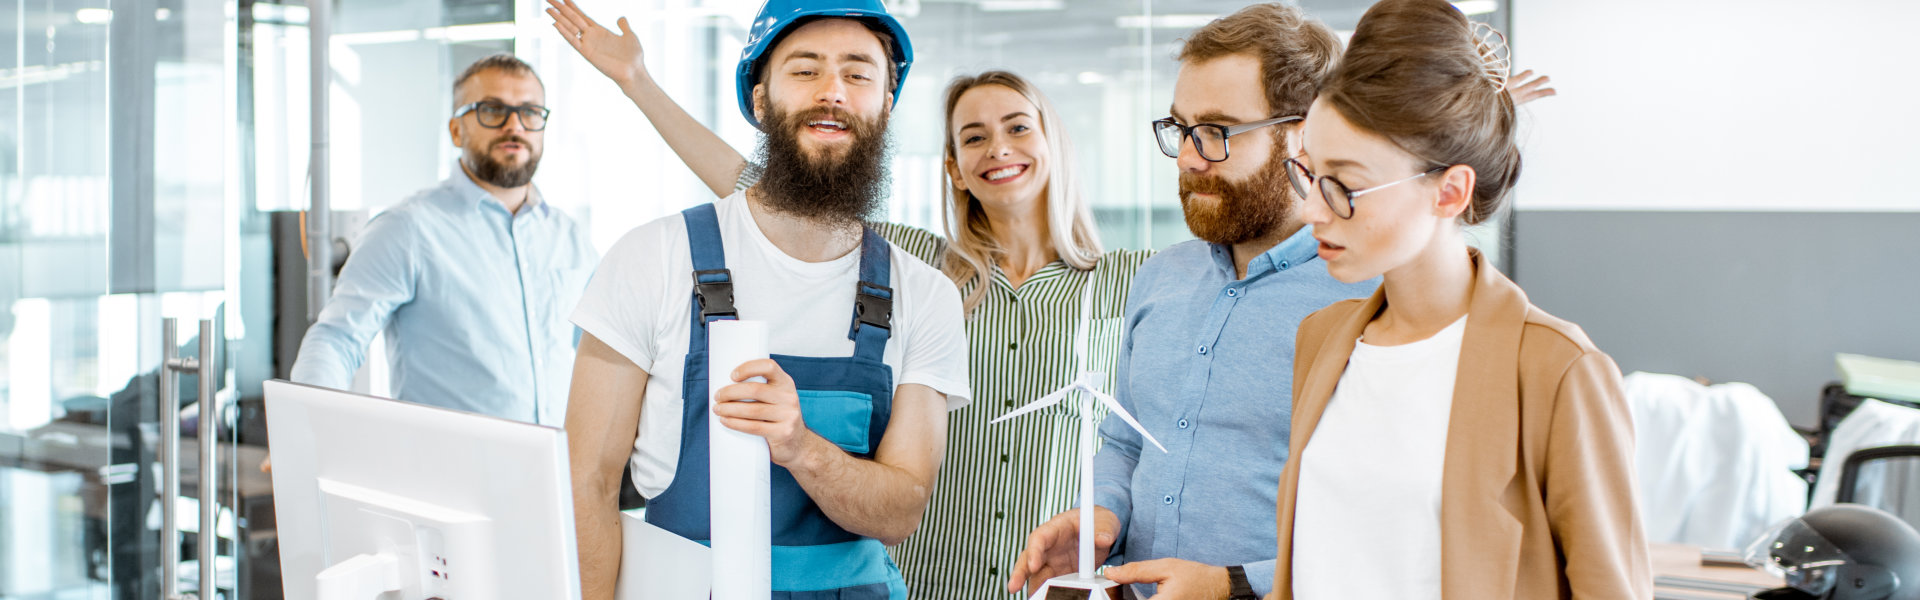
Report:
454,101,551,131
1151,115,1302,162
1283,156,1447,219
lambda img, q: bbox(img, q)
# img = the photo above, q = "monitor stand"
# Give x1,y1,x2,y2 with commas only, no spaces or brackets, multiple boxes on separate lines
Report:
314,553,400,600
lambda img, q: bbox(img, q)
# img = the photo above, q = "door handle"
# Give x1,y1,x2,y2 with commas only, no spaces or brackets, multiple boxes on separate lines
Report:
159,318,219,600
195,318,217,600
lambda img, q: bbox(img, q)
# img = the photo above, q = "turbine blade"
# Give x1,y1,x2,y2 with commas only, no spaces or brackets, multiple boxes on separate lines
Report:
989,387,1071,425
1092,391,1167,453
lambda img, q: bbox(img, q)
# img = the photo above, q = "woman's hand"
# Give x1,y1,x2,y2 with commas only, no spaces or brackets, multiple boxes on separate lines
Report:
1507,69,1557,105
546,0,648,88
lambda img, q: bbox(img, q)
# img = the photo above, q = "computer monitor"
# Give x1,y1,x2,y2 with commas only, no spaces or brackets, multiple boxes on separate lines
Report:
263,380,580,600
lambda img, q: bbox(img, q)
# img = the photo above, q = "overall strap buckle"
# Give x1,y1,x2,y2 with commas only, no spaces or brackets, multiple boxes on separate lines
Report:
854,282,893,332
693,269,737,321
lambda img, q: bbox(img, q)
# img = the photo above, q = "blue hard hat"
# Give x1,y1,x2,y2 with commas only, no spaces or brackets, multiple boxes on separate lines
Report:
735,0,913,129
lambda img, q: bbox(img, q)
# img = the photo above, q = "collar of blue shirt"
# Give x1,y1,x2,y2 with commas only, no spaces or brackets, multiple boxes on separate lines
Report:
444,163,549,217
1208,225,1321,281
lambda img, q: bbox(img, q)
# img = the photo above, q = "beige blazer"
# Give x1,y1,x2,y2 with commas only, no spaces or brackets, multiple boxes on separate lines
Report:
1269,249,1652,600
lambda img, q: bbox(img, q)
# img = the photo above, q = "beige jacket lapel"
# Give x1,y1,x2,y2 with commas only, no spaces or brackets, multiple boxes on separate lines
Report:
1435,248,1531,600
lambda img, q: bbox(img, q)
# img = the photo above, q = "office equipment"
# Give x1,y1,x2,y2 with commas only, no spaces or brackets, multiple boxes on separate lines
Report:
263,380,579,600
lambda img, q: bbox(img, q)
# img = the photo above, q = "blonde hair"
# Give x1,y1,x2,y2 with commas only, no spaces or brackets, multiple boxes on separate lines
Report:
938,71,1103,313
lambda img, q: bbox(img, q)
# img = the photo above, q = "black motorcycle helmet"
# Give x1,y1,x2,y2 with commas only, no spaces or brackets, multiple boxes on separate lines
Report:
1745,504,1920,600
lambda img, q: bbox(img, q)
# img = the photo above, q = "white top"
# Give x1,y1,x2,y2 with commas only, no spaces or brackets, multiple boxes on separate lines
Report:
1292,316,1467,600
570,192,973,498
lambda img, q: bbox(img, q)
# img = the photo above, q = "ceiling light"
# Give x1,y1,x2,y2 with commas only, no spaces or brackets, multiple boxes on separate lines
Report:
1451,1,1498,16
1116,14,1218,29
75,8,112,24
978,0,1063,11
332,29,424,45
435,22,516,42
252,3,309,24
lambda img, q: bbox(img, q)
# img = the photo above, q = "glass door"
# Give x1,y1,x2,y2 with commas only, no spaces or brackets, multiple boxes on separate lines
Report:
0,0,256,597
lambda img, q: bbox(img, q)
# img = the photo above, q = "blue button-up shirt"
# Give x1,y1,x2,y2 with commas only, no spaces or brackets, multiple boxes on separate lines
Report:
1093,226,1377,596
290,170,598,426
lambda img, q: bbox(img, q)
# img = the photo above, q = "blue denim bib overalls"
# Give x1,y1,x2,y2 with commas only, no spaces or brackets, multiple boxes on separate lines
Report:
643,203,908,598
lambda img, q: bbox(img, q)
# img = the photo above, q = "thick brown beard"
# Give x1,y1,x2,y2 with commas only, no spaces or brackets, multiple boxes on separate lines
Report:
464,135,541,189
1178,148,1295,246
752,103,892,227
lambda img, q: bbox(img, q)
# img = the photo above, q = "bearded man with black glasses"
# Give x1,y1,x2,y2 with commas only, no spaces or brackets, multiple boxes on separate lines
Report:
291,54,598,427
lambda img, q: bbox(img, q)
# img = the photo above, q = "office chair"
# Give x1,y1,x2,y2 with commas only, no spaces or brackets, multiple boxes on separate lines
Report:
1836,445,1920,531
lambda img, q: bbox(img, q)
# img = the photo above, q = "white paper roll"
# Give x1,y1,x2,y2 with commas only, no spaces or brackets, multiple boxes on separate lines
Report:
707,320,772,600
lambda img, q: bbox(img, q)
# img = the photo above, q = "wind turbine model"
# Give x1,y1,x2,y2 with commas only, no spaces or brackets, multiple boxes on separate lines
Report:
990,279,1167,600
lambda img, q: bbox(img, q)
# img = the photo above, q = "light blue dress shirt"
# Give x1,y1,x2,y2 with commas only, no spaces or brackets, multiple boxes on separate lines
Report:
290,170,598,426
1092,226,1377,597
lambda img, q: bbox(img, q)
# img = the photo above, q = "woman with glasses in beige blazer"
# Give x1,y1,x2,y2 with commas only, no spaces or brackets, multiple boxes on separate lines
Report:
1268,1,1651,598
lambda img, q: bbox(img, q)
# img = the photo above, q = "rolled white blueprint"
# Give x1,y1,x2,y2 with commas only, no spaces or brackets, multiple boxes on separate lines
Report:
708,320,771,600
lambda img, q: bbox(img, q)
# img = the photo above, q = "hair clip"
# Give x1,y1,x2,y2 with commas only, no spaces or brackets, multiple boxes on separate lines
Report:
1469,21,1512,92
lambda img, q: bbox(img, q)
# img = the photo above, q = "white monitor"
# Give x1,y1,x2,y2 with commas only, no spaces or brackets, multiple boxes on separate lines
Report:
263,380,580,600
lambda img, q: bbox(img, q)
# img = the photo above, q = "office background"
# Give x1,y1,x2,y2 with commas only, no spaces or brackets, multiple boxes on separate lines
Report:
1,0,1914,597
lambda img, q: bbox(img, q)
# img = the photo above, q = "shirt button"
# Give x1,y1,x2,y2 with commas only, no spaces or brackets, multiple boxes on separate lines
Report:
1004,400,1014,408
995,511,1005,519
1225,288,1238,298
1178,419,1189,429
1163,495,1174,505
1280,261,1290,269
1000,454,1009,463
990,567,999,576
1009,342,1018,350
1197,346,1208,355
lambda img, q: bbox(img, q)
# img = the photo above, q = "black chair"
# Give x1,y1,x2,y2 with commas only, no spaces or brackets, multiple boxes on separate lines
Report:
1836,445,1920,531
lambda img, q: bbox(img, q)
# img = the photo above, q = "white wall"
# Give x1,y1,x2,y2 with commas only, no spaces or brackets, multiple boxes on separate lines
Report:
1511,0,1920,212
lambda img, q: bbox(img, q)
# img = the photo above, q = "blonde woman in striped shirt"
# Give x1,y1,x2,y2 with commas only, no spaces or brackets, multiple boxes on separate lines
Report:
546,2,1148,596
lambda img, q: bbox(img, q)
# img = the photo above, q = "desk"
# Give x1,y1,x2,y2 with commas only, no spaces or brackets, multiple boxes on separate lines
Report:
0,421,274,500
0,421,282,599
1653,543,1781,600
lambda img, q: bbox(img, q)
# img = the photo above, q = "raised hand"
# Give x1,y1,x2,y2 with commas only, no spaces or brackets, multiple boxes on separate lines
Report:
1507,69,1557,105
546,0,647,87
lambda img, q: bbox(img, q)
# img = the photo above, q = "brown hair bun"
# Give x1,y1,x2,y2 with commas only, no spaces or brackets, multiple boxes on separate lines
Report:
1320,0,1522,225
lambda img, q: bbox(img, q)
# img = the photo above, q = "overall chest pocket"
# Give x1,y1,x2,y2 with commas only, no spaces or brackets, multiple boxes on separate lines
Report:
798,390,876,455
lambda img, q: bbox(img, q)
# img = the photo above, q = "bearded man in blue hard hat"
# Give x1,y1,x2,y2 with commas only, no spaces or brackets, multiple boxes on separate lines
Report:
561,1,971,599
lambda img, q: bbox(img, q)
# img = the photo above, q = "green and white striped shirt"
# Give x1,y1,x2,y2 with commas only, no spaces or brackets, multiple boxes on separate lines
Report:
872,222,1151,600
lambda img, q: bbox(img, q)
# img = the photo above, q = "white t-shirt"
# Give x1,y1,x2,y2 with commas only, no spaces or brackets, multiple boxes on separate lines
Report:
570,192,972,498
1292,316,1467,600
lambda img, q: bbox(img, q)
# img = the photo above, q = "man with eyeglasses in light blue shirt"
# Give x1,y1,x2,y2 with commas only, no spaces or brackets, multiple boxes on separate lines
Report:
1007,6,1377,600
291,54,597,426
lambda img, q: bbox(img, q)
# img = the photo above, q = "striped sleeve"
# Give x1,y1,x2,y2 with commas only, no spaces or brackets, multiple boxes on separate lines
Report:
870,221,949,269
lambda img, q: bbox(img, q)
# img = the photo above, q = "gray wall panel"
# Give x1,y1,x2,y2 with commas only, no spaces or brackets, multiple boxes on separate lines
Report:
1513,211,1920,428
